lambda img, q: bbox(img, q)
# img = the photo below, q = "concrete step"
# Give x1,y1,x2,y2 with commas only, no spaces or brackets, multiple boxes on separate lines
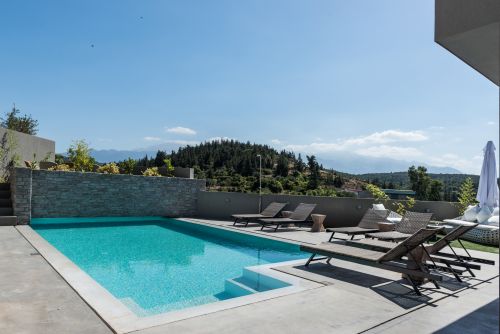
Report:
0,183,10,191
0,216,16,226
0,198,11,207
0,208,13,216
0,190,10,199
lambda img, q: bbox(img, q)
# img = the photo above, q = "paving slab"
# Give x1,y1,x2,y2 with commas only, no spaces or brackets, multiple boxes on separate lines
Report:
0,226,112,334
1,219,498,334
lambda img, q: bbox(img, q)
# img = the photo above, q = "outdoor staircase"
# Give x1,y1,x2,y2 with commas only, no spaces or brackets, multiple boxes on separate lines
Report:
0,183,17,226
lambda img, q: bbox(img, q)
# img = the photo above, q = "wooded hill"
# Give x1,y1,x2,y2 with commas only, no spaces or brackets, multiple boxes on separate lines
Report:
137,140,355,197
130,140,476,201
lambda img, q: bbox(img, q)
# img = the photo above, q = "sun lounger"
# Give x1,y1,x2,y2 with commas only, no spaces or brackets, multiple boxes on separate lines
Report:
346,223,486,282
232,202,287,227
302,228,443,295
326,209,390,241
365,211,433,241
259,203,316,232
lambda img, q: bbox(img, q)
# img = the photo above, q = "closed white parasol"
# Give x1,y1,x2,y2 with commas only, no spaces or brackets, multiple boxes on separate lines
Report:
476,141,499,208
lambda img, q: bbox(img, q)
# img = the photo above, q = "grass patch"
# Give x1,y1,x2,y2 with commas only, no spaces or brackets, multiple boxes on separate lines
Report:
433,236,499,254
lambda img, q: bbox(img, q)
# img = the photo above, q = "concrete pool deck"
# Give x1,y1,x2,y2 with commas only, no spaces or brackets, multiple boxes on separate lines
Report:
0,219,498,333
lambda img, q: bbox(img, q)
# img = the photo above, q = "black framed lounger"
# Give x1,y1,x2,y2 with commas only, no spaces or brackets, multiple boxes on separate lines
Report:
232,202,287,227
345,223,484,282
301,228,443,295
326,209,390,241
365,211,433,241
259,203,316,232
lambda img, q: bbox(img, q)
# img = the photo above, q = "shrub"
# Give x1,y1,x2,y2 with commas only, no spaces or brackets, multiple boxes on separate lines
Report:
97,163,120,174
48,164,73,171
118,158,136,174
163,158,175,176
393,196,416,216
143,167,161,177
365,184,389,203
67,140,95,172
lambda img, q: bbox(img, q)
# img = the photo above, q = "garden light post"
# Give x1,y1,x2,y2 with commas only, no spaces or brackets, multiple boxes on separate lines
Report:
257,154,262,212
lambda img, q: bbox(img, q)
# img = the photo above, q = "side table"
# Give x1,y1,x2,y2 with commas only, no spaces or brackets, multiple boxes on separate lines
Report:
310,214,326,232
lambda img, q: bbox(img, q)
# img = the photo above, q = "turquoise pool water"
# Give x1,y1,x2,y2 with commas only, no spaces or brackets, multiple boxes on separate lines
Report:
32,217,307,316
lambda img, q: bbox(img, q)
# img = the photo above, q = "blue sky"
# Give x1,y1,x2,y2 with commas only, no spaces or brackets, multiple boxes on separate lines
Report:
0,0,498,173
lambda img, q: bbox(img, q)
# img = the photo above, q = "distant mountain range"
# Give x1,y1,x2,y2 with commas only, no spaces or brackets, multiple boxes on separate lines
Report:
89,144,464,175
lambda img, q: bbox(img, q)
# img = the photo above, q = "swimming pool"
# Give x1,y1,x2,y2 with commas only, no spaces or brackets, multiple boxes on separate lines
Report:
31,217,308,317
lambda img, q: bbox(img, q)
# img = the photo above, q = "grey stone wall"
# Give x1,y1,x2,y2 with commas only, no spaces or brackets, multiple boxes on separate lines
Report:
11,168,205,224
10,168,32,224
197,191,461,228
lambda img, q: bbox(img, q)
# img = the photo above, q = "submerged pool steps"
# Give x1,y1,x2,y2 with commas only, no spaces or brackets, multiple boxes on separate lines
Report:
224,268,291,298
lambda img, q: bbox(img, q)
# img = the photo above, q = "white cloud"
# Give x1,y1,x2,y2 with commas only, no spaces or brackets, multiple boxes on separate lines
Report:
144,136,161,141
354,145,423,159
271,139,282,145
284,129,428,155
342,130,428,146
165,126,197,136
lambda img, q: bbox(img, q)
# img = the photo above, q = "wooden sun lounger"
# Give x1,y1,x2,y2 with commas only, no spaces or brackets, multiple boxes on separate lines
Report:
326,209,390,241
259,203,316,232
232,202,287,227
301,228,443,295
365,211,433,241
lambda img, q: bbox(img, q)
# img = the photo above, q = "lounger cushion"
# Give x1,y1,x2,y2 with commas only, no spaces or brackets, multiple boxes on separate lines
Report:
365,231,411,241
232,214,265,219
372,204,386,210
463,205,480,222
302,243,384,262
346,238,394,251
477,206,492,224
326,226,379,234
259,218,298,224
487,215,499,227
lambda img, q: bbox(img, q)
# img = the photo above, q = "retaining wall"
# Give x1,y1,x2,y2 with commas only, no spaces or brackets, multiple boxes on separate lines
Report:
11,168,206,224
196,191,460,228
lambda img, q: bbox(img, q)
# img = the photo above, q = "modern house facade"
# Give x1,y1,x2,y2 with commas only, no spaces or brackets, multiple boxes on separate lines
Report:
435,0,500,86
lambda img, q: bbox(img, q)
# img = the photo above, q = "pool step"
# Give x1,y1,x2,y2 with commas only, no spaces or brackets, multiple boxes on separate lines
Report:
223,268,291,298
224,279,256,297
0,183,16,226
0,216,17,226
0,190,10,199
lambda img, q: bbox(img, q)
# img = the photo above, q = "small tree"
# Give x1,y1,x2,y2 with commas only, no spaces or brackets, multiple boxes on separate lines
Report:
118,158,137,174
408,165,431,200
428,180,444,201
275,154,289,177
457,177,477,215
306,155,321,189
1,105,39,135
154,150,168,167
295,153,305,173
163,158,175,176
67,140,95,172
